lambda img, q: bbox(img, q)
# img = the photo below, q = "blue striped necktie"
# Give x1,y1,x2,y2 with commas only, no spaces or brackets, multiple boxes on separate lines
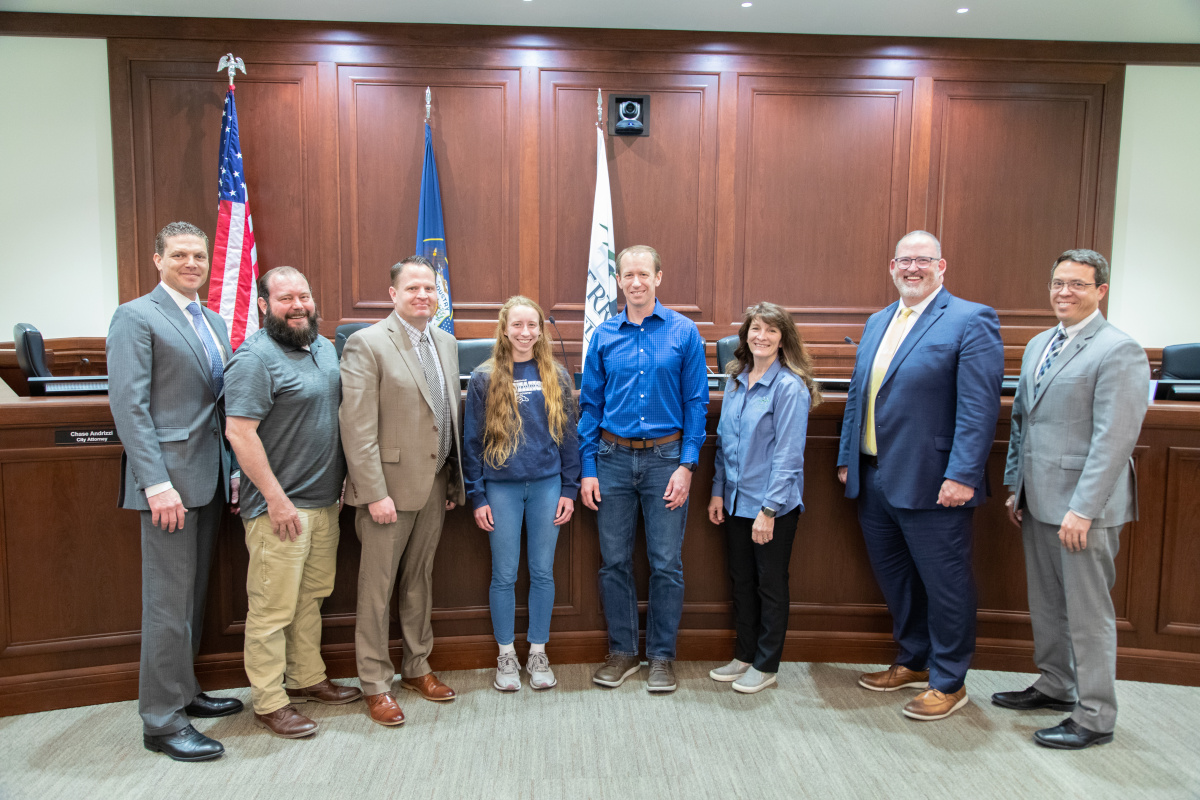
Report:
1034,328,1067,396
186,302,225,395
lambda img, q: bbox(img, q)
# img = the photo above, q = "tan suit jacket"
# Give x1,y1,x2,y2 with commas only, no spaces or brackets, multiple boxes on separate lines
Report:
339,313,466,510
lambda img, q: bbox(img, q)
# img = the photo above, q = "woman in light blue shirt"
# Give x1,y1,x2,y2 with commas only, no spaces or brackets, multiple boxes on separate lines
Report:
707,302,822,693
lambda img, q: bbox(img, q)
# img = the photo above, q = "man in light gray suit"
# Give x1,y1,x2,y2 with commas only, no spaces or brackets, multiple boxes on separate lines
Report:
108,221,242,762
992,249,1148,750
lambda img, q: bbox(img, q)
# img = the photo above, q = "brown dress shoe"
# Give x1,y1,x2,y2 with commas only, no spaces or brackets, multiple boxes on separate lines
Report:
254,705,319,738
400,673,457,702
903,686,969,721
364,692,405,726
286,679,363,705
858,664,930,692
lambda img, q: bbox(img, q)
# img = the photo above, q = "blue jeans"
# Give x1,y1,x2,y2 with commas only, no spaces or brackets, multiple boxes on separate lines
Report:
595,438,687,661
485,475,562,646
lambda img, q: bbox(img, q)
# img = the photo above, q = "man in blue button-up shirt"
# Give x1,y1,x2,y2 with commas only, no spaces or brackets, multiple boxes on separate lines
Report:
579,245,709,694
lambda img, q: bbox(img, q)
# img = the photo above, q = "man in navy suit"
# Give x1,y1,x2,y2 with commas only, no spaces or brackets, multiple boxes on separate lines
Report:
837,230,1004,721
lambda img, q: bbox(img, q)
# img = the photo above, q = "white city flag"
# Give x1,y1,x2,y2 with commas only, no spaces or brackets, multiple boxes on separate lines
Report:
583,125,618,372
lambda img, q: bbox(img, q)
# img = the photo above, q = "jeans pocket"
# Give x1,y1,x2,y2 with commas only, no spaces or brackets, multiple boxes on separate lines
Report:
655,439,681,461
598,439,616,457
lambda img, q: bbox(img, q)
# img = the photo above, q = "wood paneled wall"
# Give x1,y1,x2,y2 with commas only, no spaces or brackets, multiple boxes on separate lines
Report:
17,14,1142,368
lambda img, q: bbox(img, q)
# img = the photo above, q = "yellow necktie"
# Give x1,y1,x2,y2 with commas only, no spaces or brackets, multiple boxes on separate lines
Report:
863,307,914,456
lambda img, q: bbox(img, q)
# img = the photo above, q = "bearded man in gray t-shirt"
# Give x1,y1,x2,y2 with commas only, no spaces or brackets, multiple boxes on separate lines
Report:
225,266,361,739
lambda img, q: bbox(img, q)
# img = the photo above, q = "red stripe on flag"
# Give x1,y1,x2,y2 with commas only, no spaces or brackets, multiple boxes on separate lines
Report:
208,200,234,316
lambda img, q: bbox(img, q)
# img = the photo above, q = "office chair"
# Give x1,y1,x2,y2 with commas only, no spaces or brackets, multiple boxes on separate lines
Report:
1160,343,1200,380
334,322,371,358
457,338,495,377
13,323,52,379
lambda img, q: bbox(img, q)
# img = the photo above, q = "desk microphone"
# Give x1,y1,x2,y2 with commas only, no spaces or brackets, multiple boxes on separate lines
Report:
546,316,572,376
844,336,857,347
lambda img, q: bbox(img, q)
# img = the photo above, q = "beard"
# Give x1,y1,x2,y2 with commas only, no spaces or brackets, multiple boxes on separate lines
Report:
892,270,940,302
264,306,321,348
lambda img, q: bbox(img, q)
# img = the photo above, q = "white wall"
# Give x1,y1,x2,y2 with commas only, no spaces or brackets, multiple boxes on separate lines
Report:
1109,65,1200,348
0,36,118,340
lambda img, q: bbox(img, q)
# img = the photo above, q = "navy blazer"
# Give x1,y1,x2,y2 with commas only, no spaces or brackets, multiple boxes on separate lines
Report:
837,287,1004,510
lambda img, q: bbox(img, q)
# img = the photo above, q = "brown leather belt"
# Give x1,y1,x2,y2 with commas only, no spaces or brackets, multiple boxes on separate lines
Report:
600,429,682,450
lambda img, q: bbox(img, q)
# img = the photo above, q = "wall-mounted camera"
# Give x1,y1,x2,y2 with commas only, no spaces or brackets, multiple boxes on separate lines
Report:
607,93,650,137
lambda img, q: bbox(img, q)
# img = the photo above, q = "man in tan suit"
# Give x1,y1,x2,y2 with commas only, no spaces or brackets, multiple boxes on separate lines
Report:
340,255,466,726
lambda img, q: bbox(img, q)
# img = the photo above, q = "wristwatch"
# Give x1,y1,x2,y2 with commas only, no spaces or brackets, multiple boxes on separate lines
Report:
760,506,776,518
680,462,697,472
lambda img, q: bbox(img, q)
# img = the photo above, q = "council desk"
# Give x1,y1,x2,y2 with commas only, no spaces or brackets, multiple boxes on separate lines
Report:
1,392,1197,716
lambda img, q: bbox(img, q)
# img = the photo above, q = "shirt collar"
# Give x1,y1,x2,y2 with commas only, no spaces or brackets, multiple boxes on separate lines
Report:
1056,308,1102,339
159,281,202,313
736,357,783,389
618,298,665,327
394,311,431,345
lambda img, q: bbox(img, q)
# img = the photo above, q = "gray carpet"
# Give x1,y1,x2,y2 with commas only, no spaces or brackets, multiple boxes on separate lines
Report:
1,662,1197,800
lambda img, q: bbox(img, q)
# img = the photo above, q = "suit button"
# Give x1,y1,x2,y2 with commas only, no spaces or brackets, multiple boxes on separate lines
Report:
430,454,436,459
433,426,438,432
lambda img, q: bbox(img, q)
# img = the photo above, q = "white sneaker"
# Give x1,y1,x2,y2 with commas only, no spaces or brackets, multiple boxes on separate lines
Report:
527,651,557,690
494,652,521,692
732,666,776,694
709,659,751,682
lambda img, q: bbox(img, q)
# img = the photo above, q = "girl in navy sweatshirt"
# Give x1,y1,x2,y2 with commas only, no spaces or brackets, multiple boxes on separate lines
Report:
463,296,581,691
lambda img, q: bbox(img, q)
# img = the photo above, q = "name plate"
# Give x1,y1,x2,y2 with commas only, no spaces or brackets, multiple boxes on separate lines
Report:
55,428,121,446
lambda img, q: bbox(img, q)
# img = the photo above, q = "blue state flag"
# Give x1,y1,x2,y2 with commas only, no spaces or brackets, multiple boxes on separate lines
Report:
417,122,454,333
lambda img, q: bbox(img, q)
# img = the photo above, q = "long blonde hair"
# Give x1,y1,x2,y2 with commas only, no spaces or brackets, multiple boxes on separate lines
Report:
725,302,823,407
479,296,571,469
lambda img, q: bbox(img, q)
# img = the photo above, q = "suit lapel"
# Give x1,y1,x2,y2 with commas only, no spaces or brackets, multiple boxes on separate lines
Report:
881,289,949,389
855,303,897,427
1018,328,1055,409
1028,315,1107,413
386,316,435,412
150,284,217,394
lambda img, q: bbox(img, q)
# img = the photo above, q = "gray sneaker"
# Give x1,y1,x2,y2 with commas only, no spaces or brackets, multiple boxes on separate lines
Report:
527,651,557,690
646,660,677,693
592,654,641,688
709,659,751,682
494,652,521,692
732,666,776,694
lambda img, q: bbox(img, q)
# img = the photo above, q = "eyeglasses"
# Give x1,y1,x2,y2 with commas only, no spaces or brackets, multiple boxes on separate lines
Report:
1048,280,1097,292
893,256,939,268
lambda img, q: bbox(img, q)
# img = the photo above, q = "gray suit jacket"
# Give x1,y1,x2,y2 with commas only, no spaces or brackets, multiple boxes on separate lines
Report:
107,284,235,511
1004,314,1149,527
339,315,466,511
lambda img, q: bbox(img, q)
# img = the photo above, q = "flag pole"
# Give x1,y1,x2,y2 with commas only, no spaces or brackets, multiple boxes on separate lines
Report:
597,88,603,129
425,86,432,125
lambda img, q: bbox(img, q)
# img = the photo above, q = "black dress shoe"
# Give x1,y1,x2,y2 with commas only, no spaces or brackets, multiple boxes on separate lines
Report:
143,724,225,761
991,686,1076,712
184,692,244,718
1034,718,1114,750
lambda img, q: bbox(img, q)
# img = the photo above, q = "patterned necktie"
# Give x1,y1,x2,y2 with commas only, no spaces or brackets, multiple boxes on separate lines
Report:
418,331,451,472
1034,328,1068,396
186,302,224,395
863,307,914,456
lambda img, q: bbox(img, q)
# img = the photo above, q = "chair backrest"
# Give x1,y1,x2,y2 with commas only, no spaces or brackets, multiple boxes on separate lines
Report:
13,323,52,378
334,322,371,359
457,338,496,377
1161,343,1200,380
715,334,739,375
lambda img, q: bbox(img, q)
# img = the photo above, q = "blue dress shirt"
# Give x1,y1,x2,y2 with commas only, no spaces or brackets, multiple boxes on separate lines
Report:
578,299,709,478
712,359,811,518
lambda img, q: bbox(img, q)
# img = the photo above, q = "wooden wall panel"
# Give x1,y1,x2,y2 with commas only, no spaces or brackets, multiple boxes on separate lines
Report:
337,67,521,334
734,77,913,322
928,81,1107,315
1159,447,1200,637
538,72,720,345
127,61,318,301
0,454,140,649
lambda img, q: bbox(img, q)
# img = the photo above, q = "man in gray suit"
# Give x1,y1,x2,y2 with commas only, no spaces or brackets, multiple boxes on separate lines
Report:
992,249,1148,750
108,221,241,762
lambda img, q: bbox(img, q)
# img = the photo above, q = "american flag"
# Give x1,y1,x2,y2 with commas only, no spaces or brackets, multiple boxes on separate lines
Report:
207,86,259,350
